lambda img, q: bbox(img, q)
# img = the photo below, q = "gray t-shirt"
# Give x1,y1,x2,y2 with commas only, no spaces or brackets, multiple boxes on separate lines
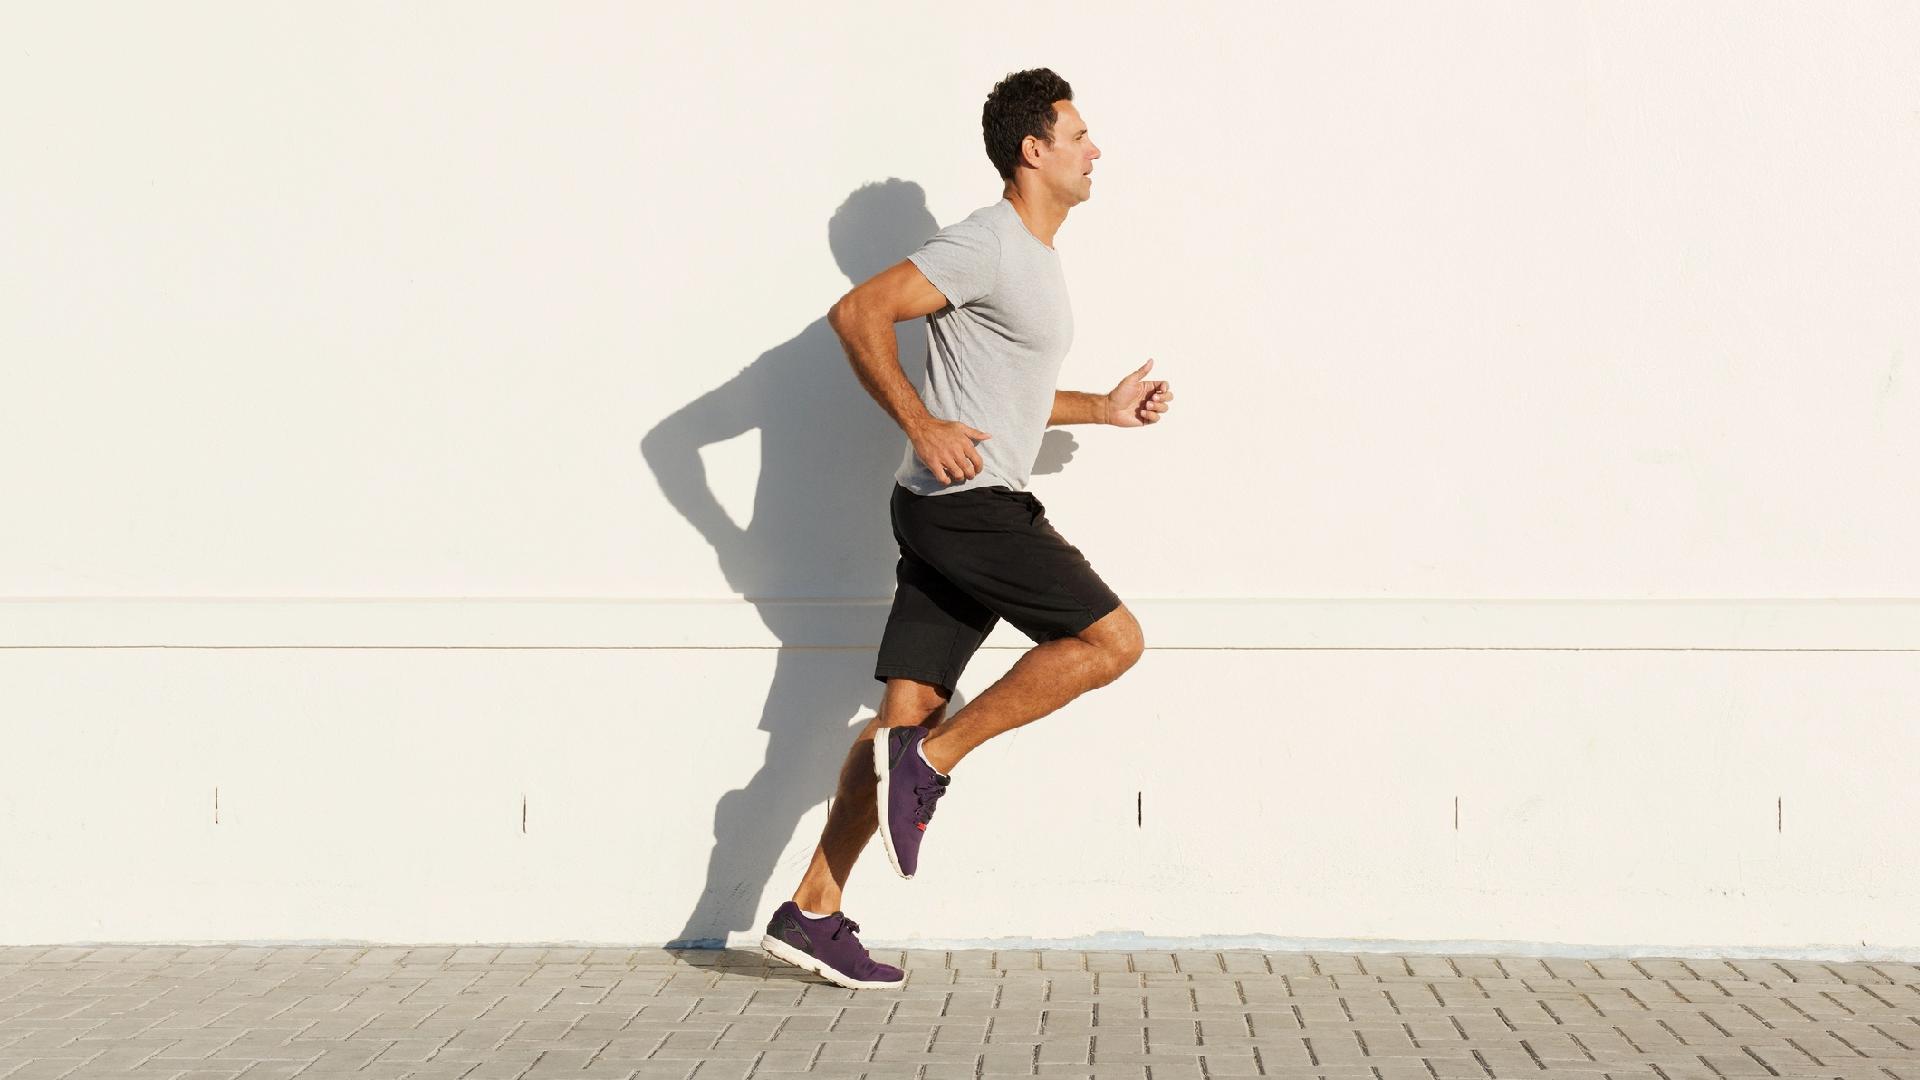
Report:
894,198,1074,495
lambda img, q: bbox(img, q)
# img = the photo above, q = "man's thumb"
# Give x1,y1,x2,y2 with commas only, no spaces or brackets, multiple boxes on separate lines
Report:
1132,357,1154,379
966,426,992,441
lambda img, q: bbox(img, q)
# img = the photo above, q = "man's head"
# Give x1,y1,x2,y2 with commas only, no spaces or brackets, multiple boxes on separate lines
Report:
982,68,1100,205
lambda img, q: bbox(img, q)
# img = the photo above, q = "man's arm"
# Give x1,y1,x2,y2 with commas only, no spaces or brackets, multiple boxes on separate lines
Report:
829,260,994,486
1048,391,1111,426
828,260,946,430
1049,359,1175,427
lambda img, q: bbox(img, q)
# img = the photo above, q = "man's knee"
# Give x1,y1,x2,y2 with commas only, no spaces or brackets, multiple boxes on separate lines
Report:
881,677,950,728
1078,604,1144,683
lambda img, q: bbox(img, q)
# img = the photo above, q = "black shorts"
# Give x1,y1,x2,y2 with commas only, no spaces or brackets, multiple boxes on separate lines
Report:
874,484,1123,696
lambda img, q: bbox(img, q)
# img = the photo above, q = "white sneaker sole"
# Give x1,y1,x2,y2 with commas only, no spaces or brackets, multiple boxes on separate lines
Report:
760,934,905,990
873,729,911,880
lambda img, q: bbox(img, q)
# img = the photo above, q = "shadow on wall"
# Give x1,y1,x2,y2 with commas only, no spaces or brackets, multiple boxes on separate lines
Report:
641,179,1079,947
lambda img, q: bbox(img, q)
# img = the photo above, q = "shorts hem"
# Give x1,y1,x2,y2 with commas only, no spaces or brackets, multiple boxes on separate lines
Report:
872,666,960,696
1044,593,1123,642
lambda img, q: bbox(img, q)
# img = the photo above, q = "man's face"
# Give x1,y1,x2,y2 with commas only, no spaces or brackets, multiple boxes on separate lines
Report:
1028,100,1100,204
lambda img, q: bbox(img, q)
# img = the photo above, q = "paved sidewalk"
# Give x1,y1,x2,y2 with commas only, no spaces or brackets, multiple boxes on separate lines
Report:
2,945,1917,1080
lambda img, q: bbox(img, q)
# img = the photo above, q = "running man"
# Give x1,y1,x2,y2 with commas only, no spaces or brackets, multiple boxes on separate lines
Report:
760,68,1173,989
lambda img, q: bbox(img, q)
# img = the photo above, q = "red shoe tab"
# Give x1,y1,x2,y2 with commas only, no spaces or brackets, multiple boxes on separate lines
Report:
915,823,927,831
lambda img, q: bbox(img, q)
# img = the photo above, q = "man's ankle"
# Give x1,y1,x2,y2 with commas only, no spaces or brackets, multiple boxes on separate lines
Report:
920,733,957,775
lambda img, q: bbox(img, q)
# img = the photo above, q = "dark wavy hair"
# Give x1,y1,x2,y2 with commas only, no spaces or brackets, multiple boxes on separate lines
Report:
982,69,1074,182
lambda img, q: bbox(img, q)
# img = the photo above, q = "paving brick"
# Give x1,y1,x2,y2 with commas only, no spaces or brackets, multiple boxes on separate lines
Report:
1064,952,1116,974
1128,953,1177,973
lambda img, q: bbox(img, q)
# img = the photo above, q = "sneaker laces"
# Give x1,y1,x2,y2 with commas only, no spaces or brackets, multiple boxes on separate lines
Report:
911,773,951,826
829,913,860,941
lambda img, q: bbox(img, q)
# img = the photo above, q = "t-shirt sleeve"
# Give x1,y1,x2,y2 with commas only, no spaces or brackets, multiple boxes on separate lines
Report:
907,217,1002,309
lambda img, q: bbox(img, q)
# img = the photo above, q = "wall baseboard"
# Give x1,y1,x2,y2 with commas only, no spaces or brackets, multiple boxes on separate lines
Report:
3,597,1918,650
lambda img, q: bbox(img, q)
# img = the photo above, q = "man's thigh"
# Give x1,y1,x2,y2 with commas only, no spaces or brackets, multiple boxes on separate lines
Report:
890,485,1122,646
872,540,998,698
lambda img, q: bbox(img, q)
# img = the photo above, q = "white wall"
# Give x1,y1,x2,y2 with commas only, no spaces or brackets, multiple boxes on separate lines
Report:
3,2,1917,953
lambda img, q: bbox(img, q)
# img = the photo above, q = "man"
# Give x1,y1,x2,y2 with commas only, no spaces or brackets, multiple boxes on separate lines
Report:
760,68,1173,990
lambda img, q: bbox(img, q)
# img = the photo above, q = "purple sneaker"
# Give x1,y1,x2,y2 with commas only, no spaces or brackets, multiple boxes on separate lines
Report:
760,901,904,990
874,725,950,879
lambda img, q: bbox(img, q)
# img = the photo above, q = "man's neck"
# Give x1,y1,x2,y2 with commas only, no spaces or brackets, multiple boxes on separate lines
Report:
1002,185,1068,250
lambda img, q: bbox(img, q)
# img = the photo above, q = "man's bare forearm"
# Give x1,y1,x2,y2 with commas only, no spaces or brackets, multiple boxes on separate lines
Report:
830,304,933,431
1049,390,1110,426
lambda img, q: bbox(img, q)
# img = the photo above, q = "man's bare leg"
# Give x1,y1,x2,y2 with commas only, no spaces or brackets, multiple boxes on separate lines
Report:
919,604,1143,775
791,678,949,914
791,604,1140,909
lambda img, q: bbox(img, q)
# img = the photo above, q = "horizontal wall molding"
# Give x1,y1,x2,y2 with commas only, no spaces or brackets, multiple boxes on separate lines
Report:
4,597,1920,650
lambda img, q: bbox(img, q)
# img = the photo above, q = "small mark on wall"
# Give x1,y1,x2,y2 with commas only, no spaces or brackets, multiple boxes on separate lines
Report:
213,787,220,825
522,795,528,834
1453,796,1458,831
1777,796,1781,833
1136,791,1142,828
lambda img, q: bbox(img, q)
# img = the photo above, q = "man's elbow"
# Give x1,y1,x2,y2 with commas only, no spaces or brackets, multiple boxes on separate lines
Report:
827,293,856,333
